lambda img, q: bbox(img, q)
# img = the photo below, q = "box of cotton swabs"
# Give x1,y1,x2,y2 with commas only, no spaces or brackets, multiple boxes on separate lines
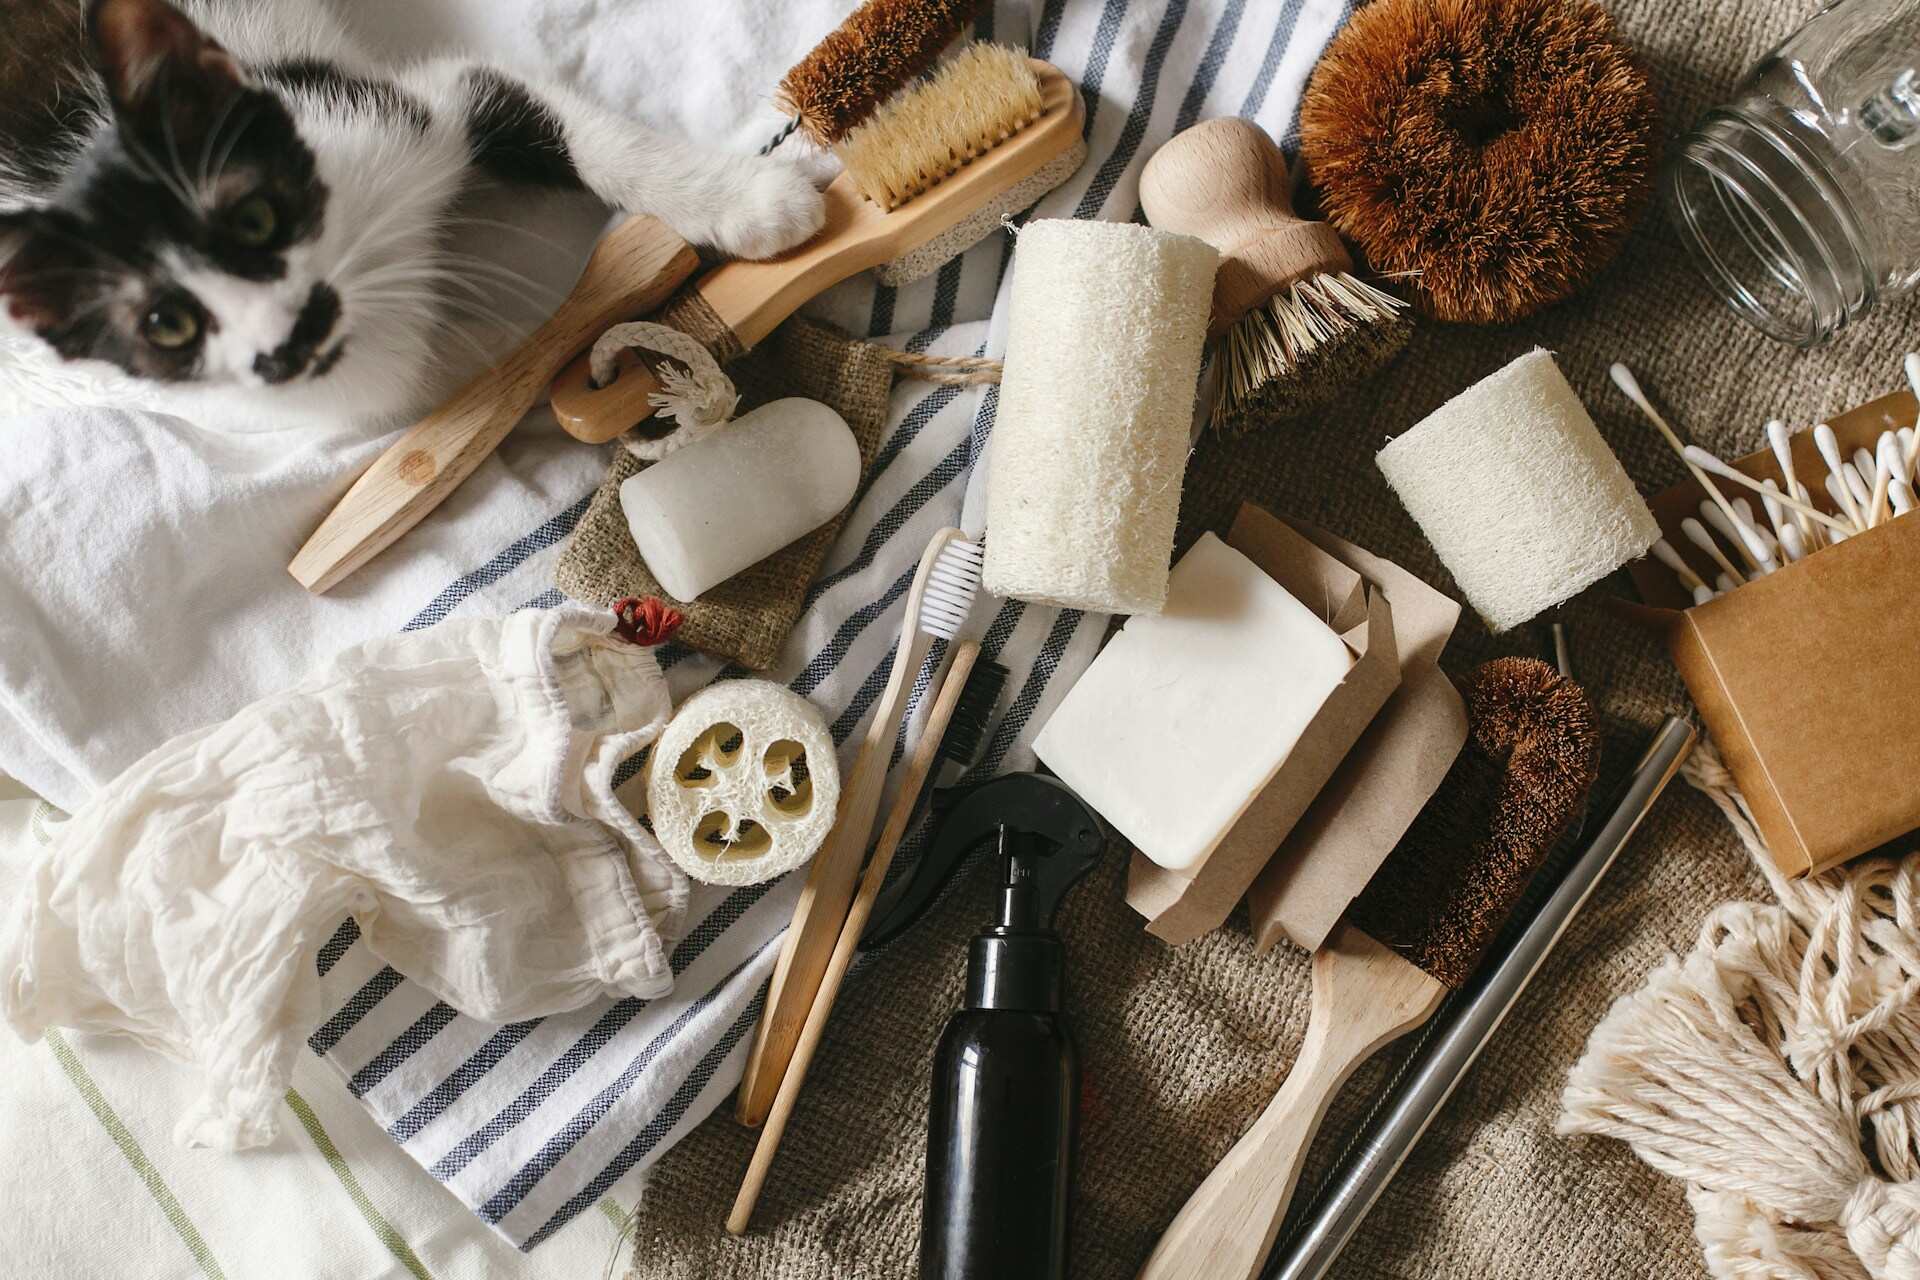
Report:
1623,388,1920,878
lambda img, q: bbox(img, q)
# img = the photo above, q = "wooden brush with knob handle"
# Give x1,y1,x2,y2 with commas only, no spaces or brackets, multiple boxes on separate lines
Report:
1137,658,1599,1280
1139,117,1407,436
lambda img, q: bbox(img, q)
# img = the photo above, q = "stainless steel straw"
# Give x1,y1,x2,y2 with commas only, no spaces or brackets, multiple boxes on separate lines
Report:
1264,714,1697,1280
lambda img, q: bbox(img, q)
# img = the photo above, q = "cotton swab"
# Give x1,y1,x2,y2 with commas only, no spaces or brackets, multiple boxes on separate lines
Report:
1682,516,1749,585
1651,536,1709,594
1816,422,1868,530
1843,461,1872,511
1714,572,1737,594
1892,477,1916,516
1680,444,1852,537
1758,481,1789,541
1702,501,1775,574
1612,363,1767,546
1778,522,1807,562
1732,498,1778,560
1768,419,1827,550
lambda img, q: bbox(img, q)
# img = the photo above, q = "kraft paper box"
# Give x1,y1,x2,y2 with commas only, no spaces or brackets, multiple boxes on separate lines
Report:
1245,520,1468,953
1624,388,1920,877
1121,505,1404,944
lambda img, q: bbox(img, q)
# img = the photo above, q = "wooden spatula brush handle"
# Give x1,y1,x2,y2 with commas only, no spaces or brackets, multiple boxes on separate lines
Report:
288,215,698,593
1138,116,1350,337
1136,923,1446,1280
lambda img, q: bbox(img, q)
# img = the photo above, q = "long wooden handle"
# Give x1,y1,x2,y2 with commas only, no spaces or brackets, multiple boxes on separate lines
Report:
728,642,981,1232
287,216,698,593
735,529,967,1126
1137,924,1446,1280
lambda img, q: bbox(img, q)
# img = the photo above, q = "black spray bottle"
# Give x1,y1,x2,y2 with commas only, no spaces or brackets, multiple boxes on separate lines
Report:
863,773,1107,1280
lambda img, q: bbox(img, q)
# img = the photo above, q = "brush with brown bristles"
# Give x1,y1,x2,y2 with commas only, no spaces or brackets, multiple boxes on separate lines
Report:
1138,658,1599,1280
1139,116,1409,435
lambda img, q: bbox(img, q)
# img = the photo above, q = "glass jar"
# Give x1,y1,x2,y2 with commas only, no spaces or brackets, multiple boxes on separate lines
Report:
1668,0,1920,344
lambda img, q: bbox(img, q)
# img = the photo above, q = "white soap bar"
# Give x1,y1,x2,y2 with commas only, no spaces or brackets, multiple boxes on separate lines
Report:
620,397,861,601
1034,533,1352,874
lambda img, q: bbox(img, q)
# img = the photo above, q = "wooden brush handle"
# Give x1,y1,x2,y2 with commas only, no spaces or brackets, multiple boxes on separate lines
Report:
728,641,982,1233
550,59,1085,445
734,528,967,1128
288,216,698,593
1136,922,1446,1280
1138,117,1349,337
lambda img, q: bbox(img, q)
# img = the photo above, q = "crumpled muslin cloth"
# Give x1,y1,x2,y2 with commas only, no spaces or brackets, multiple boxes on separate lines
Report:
0,606,684,1151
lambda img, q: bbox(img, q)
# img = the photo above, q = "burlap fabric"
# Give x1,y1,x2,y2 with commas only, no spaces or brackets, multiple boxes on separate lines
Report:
555,319,894,670
622,0,1920,1273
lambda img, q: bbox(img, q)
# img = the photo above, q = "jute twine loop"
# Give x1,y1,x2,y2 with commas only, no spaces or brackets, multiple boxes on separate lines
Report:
1557,734,1920,1280
588,321,738,462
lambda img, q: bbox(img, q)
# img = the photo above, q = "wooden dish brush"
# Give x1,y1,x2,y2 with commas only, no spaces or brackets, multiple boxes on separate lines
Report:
1137,657,1600,1280
1140,117,1409,436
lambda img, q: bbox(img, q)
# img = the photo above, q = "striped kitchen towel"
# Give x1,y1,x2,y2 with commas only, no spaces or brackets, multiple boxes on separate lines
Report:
308,0,1354,1250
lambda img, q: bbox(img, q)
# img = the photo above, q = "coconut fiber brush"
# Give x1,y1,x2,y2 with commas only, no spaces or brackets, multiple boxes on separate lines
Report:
1137,657,1599,1280
1139,117,1409,435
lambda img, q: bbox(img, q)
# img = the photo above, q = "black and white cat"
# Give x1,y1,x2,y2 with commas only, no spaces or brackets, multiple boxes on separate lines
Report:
0,0,824,428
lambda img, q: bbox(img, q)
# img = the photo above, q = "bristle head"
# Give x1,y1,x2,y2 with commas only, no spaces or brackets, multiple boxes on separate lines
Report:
919,537,984,640
1211,272,1411,433
778,0,985,147
1346,658,1599,988
940,659,1008,766
834,44,1044,211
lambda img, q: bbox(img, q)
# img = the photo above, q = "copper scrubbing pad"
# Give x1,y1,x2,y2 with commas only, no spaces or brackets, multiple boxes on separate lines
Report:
779,0,990,147
1348,656,1600,987
1138,656,1599,1280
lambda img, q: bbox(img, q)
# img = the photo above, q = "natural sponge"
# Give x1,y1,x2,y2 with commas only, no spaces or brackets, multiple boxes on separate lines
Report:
1376,349,1658,632
1300,0,1658,324
645,681,840,886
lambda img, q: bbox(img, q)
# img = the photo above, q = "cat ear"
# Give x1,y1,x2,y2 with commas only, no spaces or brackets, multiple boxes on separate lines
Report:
86,0,243,137
0,210,95,332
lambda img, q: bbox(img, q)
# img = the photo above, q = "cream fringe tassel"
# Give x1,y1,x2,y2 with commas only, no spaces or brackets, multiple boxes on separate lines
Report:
1558,738,1920,1280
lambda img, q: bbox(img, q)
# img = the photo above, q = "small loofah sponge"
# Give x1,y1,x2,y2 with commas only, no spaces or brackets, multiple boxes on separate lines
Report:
1376,349,1658,632
645,681,840,886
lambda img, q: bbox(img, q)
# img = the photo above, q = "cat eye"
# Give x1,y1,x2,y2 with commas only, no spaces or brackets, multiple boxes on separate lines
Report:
141,299,201,350
229,195,279,247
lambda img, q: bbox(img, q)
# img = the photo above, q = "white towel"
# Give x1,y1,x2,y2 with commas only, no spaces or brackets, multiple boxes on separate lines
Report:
0,0,1355,1249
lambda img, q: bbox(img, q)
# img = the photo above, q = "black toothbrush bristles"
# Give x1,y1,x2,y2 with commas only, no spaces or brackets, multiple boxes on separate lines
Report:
939,657,1008,772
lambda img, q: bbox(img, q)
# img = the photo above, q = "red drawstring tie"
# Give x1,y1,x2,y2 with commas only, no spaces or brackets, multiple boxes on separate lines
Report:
612,597,684,647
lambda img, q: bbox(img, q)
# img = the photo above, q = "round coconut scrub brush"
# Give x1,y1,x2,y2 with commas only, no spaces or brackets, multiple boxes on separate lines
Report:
1299,0,1659,325
1140,117,1410,434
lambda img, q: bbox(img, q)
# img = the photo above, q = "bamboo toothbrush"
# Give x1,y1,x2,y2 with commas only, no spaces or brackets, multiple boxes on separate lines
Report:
728,648,1007,1232
548,47,1085,443
1139,117,1409,435
1138,659,1599,1280
735,530,985,1129
290,47,1084,593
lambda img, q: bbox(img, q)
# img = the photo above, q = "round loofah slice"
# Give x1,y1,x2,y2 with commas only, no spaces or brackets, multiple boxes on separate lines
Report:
645,681,840,886
1300,0,1659,325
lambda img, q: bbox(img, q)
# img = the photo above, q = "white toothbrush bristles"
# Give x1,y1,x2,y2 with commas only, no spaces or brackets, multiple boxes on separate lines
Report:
920,537,985,641
1683,515,1749,585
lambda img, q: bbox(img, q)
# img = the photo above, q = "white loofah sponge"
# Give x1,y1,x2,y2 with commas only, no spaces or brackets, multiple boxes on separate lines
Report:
984,219,1219,615
1376,349,1658,633
644,681,840,886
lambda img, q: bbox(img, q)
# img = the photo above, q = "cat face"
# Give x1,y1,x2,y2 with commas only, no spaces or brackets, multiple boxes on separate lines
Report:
0,0,453,420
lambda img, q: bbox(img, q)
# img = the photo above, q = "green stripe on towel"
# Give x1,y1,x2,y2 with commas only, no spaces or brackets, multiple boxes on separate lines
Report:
285,1088,436,1280
46,1031,228,1280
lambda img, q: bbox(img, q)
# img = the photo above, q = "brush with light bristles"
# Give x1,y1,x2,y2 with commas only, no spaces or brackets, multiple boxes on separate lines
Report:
1139,658,1599,1280
547,45,1087,443
734,529,987,1134
1139,117,1410,435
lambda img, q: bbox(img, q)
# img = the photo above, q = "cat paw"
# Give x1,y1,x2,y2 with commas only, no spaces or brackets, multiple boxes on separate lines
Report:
690,157,825,261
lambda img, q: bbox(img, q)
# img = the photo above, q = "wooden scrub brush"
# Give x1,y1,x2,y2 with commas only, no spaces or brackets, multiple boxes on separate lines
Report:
291,41,1084,593
1138,657,1599,1280
1140,117,1409,435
